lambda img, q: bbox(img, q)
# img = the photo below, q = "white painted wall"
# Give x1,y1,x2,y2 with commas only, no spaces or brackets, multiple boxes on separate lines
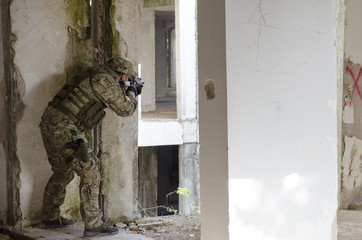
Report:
225,0,338,239
176,0,198,120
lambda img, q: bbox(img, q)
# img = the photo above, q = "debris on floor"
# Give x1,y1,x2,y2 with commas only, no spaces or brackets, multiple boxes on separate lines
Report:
0,215,200,240
124,215,200,240
0,233,14,240
0,222,152,240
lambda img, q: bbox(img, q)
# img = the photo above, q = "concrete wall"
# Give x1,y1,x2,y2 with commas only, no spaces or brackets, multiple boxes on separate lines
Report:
8,0,142,226
96,0,143,223
197,0,229,239
198,0,339,239
155,10,174,99
141,8,156,112
345,0,362,64
340,0,362,209
179,143,199,215
11,0,70,225
140,6,175,112
225,0,338,239
0,3,7,225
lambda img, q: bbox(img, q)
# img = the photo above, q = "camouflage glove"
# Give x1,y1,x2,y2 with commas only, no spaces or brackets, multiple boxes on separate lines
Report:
67,139,90,162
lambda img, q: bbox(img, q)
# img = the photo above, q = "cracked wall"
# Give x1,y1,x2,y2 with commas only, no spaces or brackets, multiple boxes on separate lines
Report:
341,62,362,209
224,0,338,239
11,0,71,226
7,0,142,226
340,0,362,209
0,2,8,225
100,0,143,223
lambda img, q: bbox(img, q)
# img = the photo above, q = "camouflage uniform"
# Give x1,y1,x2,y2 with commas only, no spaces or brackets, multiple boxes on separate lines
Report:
40,61,137,229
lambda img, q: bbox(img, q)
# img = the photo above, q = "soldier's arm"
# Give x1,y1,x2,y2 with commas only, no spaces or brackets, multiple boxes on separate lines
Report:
91,73,138,117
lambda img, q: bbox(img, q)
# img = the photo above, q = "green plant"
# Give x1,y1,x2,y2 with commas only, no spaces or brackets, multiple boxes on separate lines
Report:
138,187,196,217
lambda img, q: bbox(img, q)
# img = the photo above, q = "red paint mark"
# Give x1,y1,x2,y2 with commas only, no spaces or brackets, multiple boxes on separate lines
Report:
346,66,362,106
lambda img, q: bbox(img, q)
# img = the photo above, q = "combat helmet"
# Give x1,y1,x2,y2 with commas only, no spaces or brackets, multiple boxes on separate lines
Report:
106,57,137,76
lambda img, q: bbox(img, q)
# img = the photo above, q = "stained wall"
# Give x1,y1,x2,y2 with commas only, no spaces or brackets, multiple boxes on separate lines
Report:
7,0,141,226
101,0,142,223
0,2,8,225
340,0,362,209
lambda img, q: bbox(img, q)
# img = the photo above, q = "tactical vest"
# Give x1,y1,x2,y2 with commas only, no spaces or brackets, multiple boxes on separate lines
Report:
49,75,106,130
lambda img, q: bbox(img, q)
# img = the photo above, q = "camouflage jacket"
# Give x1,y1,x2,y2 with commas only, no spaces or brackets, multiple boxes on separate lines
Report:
43,68,137,130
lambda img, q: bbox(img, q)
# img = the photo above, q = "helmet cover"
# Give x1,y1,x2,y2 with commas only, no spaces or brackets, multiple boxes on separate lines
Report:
106,57,137,76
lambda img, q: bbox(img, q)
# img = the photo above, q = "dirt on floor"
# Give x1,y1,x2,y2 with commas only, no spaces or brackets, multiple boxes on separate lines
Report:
126,215,200,240
0,233,14,240
0,215,200,240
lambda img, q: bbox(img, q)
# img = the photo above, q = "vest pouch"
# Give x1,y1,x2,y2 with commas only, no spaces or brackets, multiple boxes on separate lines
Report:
78,101,106,130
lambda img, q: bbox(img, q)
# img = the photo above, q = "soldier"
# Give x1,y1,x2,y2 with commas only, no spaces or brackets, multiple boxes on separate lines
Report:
39,57,142,237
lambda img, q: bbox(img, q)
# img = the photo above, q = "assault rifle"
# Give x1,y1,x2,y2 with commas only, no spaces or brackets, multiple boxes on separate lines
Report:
125,76,144,87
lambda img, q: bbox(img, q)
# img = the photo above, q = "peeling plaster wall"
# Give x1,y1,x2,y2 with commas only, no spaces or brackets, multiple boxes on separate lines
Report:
0,143,6,225
341,0,362,209
101,0,142,223
225,0,338,239
10,0,69,225
0,3,8,225
9,0,142,226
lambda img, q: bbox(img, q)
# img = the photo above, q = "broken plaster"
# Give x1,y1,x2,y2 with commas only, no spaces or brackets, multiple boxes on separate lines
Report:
8,20,26,226
204,79,215,100
343,97,354,124
342,135,362,192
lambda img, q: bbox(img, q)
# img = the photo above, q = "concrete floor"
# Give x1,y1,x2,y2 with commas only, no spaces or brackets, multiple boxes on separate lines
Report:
338,210,362,239
3,210,359,239
2,222,153,240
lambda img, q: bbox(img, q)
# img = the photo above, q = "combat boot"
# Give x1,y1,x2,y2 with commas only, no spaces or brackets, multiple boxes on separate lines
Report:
41,216,75,228
84,223,119,237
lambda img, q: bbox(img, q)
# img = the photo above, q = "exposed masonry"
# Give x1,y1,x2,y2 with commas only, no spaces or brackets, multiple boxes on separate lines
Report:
342,135,362,192
3,0,26,226
341,62,362,209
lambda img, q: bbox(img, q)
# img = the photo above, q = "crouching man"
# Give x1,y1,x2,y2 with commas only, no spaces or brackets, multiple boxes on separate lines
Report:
39,57,142,237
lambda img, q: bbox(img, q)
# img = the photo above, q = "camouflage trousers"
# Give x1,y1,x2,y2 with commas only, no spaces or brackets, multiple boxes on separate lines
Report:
40,106,102,229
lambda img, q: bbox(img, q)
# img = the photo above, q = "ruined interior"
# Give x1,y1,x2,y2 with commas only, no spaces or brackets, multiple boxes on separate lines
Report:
3,0,362,239
1,0,200,238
